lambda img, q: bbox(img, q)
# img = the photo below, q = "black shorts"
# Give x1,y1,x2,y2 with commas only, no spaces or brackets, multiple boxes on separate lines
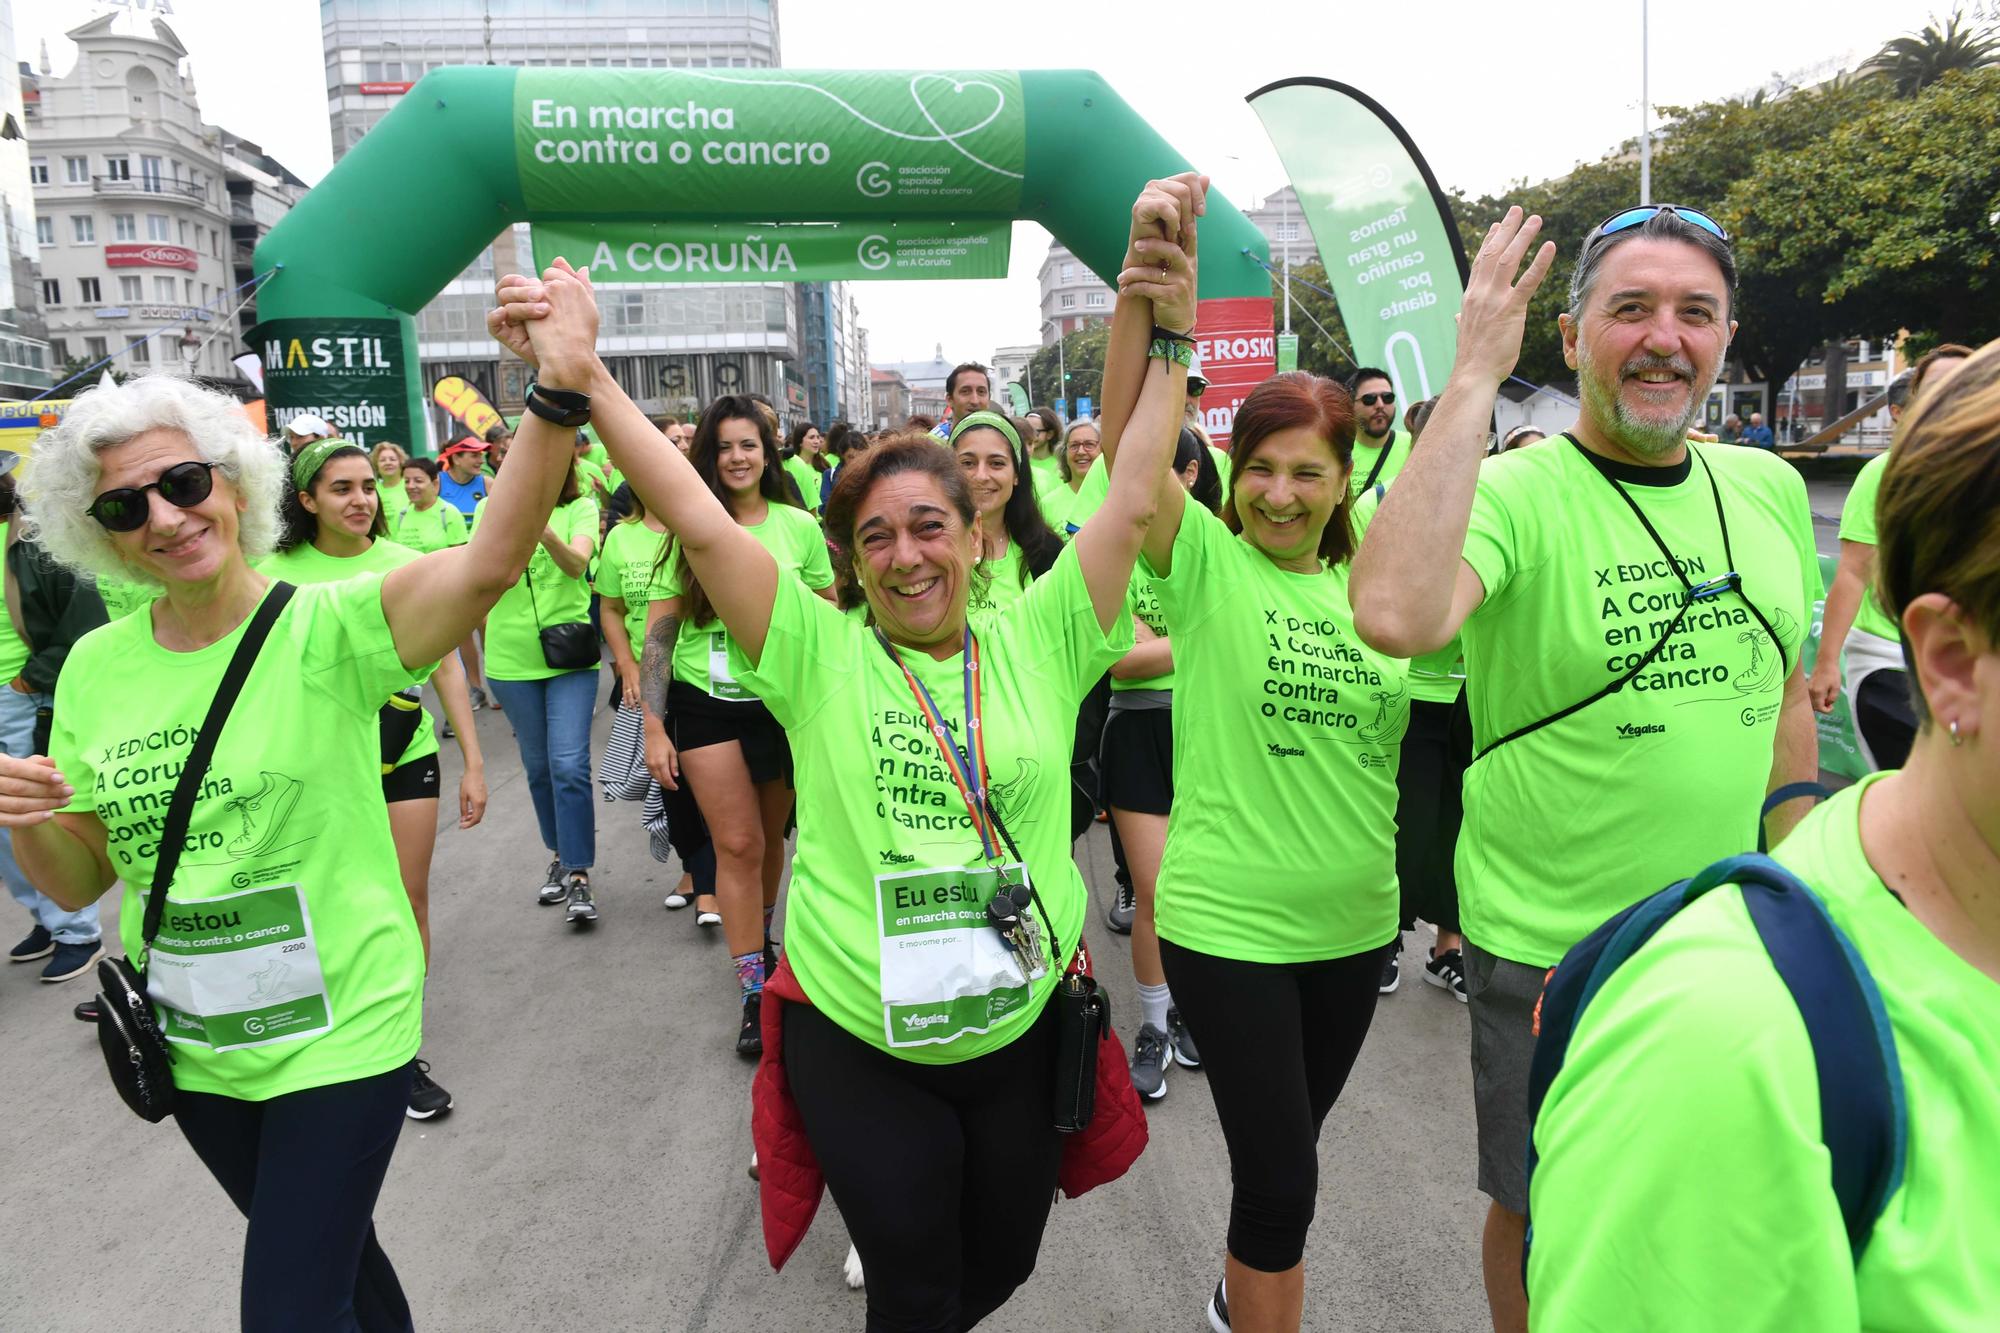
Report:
381,752,441,804
668,680,792,786
1100,706,1173,815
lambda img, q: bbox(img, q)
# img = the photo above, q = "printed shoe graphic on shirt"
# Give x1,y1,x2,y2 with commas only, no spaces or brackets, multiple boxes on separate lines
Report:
1356,678,1411,746
225,772,304,858
1729,607,1798,696
986,758,1041,819
245,958,295,1004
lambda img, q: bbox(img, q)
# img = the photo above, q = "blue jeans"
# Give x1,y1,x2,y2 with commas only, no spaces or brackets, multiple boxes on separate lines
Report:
488,670,597,870
0,687,99,944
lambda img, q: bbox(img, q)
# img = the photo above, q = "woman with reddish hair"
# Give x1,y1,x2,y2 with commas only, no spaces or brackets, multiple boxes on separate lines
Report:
1095,335,1409,1325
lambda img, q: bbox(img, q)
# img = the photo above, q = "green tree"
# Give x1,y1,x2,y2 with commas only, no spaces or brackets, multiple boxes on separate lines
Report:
1863,8,1999,96
1019,322,1110,418
1728,67,2000,357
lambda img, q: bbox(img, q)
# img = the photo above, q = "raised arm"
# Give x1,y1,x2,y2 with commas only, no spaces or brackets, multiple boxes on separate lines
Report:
1349,209,1555,657
495,267,781,665
379,263,592,670
1074,175,1204,630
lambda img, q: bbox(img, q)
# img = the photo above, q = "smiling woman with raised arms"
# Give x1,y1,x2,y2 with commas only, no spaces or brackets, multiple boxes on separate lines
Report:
496,179,1201,1333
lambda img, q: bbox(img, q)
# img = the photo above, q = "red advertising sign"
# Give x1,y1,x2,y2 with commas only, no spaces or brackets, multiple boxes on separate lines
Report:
104,243,198,272
359,82,414,95
1191,296,1277,448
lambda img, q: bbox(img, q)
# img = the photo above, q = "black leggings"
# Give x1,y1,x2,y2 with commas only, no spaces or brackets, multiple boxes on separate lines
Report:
1393,695,1471,934
1159,939,1381,1272
174,1061,415,1332
783,1001,1062,1332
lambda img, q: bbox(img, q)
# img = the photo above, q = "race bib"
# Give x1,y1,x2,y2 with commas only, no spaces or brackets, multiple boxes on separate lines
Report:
876,863,1041,1049
708,630,749,701
145,883,333,1051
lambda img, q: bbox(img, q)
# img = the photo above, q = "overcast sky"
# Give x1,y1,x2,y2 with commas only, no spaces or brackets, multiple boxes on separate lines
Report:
16,0,1953,365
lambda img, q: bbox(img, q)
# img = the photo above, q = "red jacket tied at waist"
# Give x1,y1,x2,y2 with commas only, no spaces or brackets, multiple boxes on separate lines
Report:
750,953,1150,1271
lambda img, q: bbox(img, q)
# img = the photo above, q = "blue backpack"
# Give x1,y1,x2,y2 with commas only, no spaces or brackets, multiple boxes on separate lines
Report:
1524,849,1909,1273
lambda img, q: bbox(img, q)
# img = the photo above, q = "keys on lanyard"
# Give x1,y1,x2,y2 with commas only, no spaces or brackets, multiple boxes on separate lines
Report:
984,877,1046,975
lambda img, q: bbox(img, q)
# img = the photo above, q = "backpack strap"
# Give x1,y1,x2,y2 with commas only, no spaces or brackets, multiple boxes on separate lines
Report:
1525,851,1905,1276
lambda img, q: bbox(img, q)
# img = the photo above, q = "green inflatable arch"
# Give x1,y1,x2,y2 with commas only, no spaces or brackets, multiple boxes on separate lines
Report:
251,66,1274,448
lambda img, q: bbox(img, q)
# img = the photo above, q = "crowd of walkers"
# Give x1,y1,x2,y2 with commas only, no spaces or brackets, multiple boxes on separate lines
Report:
0,169,1993,1333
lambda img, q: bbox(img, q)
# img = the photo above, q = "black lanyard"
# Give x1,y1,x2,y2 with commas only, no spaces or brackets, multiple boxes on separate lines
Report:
1475,438,1788,760
1359,431,1398,493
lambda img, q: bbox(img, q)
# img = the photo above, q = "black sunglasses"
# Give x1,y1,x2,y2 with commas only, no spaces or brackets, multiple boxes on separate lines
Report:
87,461,219,532
1357,391,1396,407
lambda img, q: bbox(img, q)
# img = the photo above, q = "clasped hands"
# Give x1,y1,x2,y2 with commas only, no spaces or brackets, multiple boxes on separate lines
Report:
1117,171,1207,334
488,256,602,392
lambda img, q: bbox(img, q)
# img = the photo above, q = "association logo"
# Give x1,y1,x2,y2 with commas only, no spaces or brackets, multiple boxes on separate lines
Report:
242,1016,267,1036
856,160,893,198
1616,722,1667,739
857,235,893,271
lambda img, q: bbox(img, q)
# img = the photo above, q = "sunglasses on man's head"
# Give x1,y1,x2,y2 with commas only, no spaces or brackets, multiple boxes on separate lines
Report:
1586,204,1729,248
1357,391,1395,407
87,461,218,532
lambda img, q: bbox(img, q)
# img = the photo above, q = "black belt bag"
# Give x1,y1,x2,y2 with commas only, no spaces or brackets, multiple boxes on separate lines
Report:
378,687,426,772
95,583,296,1123
1051,969,1109,1134
525,564,598,671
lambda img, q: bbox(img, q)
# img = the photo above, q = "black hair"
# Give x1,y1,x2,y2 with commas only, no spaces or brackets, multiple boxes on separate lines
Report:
277,444,387,552
951,416,1065,580
1175,427,1224,514
657,395,797,628
945,363,990,398
1346,366,1392,392
402,456,441,482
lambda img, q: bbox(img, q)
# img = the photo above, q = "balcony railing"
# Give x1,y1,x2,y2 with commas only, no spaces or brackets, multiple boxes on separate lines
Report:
93,176,207,202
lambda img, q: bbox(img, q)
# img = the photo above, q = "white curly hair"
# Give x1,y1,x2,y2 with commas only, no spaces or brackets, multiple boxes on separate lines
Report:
25,374,286,589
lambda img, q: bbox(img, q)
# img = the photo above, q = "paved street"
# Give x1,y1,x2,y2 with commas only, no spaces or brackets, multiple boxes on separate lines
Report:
0,695,1485,1333
0,459,1867,1332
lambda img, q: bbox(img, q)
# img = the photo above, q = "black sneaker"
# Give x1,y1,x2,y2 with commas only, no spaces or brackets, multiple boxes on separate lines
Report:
1425,947,1469,1002
564,872,597,924
406,1058,453,1120
1129,1023,1169,1101
9,924,53,963
736,992,763,1057
439,718,455,741
73,998,101,1023
1166,1006,1202,1069
41,940,102,983
1379,943,1401,995
1207,1277,1230,1332
1105,880,1135,935
537,859,568,906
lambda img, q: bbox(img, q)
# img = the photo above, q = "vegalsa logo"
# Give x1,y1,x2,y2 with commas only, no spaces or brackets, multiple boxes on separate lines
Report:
901,1012,949,1032
1617,722,1667,739
1265,742,1306,758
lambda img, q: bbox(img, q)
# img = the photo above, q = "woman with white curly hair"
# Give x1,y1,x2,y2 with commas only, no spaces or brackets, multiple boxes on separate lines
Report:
0,328,583,1328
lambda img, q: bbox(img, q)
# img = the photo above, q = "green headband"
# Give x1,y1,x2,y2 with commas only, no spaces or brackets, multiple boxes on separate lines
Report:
292,437,356,492
948,411,1022,458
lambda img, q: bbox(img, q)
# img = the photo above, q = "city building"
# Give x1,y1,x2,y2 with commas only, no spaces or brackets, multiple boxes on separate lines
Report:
990,342,1036,406
219,129,308,346
870,367,909,430
874,345,960,423
0,4,52,399
322,0,865,445
26,11,268,387
1242,184,1317,272
1038,242,1112,346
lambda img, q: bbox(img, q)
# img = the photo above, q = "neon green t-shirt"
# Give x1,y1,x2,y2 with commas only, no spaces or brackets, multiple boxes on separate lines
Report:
574,456,612,506
51,577,425,1098
654,503,832,700
1111,566,1174,693
375,476,410,524
389,499,468,555
783,454,824,514
1152,502,1408,962
1836,452,1901,642
1528,774,2000,1330
739,543,1131,1061
480,495,600,682
967,544,1031,621
94,575,162,622
261,538,439,771
1348,429,1408,497
593,518,672,651
1456,438,1818,966
1038,482,1081,537
1030,454,1064,496
0,523,30,682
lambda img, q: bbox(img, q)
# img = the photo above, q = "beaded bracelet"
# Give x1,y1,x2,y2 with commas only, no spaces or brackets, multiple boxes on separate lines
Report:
1148,338,1196,368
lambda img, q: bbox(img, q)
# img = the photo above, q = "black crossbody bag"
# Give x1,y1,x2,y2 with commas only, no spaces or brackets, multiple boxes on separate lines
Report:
93,583,295,1123
525,563,599,671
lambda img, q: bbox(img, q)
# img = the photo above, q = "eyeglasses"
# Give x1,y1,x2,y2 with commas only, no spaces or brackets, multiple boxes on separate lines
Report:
86,461,218,532
1586,205,1729,248
1357,391,1396,407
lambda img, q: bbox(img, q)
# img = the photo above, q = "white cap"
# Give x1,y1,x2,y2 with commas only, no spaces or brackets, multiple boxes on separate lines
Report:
282,412,333,440
1186,351,1208,393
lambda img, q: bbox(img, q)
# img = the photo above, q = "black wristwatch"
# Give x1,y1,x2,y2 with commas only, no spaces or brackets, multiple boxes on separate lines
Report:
525,380,592,428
